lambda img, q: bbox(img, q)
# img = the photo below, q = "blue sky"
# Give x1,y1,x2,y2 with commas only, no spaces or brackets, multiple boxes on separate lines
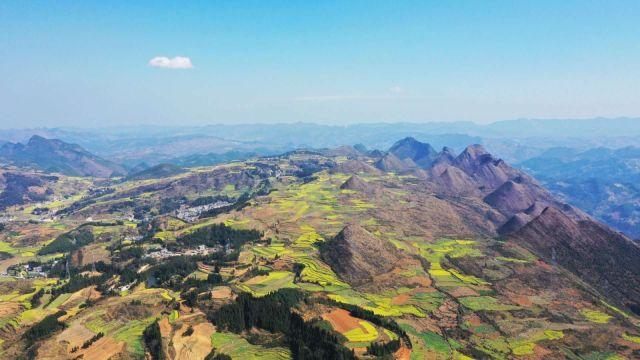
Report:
1,1,639,128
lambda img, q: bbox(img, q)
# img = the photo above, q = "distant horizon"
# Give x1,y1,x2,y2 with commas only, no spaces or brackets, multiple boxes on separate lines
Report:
0,116,639,131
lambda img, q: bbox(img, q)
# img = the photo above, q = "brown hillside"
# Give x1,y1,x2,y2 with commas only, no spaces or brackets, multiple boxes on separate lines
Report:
321,224,402,286
484,180,537,215
510,207,640,313
339,175,375,193
374,153,414,172
330,159,381,175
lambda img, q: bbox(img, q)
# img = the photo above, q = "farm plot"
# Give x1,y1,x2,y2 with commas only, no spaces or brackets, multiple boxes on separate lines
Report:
322,308,379,345
171,322,215,360
211,332,291,359
237,271,297,297
252,242,292,259
581,309,612,324
290,254,349,288
327,288,426,317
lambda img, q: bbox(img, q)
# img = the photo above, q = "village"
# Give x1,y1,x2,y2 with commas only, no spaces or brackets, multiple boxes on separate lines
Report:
174,200,232,222
2,262,53,279
144,243,231,260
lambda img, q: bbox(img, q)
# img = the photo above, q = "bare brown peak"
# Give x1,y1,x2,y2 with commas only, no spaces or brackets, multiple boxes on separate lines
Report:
374,153,413,172
500,201,577,235
367,149,385,159
564,204,591,221
323,224,402,286
324,145,362,158
454,145,535,193
455,144,502,173
458,144,489,161
388,137,438,168
455,144,509,173
436,166,480,195
524,192,589,222
498,212,533,235
431,147,456,166
484,180,537,216
330,159,381,175
389,137,436,158
528,206,577,230
442,146,456,155
425,149,456,178
441,165,473,181
339,174,371,191
525,201,547,217
339,223,371,239
334,224,401,259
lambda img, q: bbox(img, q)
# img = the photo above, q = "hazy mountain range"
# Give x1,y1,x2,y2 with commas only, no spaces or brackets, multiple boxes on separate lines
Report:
2,118,638,239
1,118,640,165
0,135,125,177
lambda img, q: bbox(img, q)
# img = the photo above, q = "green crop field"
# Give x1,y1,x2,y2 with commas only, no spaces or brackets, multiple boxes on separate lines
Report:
211,332,291,359
343,321,378,342
458,296,519,312
581,309,612,323
290,254,348,288
237,271,298,296
113,318,157,357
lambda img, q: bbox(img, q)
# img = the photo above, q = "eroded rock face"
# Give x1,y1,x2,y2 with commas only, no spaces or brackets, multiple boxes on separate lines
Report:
321,224,402,286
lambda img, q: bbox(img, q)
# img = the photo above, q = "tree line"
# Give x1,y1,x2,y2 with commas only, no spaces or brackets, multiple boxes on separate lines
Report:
176,223,262,249
208,289,356,360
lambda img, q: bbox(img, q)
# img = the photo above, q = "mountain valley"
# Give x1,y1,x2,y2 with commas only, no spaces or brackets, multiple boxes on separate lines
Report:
0,137,638,359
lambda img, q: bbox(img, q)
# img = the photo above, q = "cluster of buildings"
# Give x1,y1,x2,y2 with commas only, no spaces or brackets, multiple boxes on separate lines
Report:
0,215,13,223
2,263,48,279
144,244,228,260
124,234,143,243
174,200,232,222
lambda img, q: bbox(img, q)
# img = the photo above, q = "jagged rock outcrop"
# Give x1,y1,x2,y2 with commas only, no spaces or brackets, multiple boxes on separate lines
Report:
321,224,402,286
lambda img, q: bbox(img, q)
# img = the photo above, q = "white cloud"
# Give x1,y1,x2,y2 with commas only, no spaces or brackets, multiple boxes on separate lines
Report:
148,56,193,69
389,85,404,94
